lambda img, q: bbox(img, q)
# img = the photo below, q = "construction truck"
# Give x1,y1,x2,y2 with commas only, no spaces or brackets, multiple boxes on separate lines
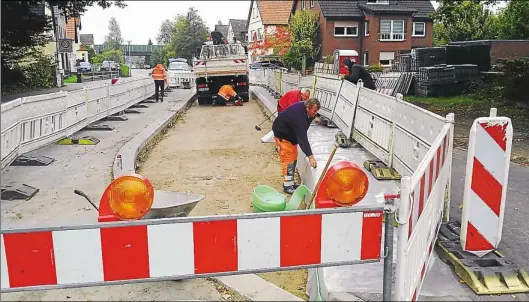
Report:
167,58,195,89
193,31,249,105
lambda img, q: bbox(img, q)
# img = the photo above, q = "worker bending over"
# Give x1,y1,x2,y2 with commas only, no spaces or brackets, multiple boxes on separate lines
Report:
151,64,168,102
277,88,311,113
216,83,243,106
272,98,320,194
341,58,376,90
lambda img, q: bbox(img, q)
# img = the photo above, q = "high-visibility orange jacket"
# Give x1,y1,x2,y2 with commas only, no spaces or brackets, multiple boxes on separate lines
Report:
151,64,168,83
218,84,237,101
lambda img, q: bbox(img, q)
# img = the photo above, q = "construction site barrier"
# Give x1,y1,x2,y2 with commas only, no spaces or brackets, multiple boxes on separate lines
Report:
1,77,155,172
0,206,385,293
249,68,455,301
460,109,513,256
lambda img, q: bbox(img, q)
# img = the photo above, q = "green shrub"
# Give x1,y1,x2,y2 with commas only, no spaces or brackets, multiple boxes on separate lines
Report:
366,64,383,73
322,54,334,64
1,53,55,95
120,64,130,77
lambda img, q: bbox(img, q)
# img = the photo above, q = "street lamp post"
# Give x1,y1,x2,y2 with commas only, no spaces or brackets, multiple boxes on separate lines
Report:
126,40,132,65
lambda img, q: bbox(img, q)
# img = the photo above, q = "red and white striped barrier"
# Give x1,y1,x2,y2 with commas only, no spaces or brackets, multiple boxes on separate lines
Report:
1,208,384,292
460,108,513,257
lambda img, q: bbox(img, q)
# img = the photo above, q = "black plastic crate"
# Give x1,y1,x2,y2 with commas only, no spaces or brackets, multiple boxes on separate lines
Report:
453,64,479,82
417,65,456,85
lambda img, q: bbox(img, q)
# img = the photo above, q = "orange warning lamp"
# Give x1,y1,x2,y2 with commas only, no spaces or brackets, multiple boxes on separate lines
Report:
98,174,154,222
315,161,369,208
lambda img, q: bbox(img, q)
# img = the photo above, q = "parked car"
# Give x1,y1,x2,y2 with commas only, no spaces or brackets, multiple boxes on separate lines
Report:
249,61,287,71
78,61,92,72
101,60,118,71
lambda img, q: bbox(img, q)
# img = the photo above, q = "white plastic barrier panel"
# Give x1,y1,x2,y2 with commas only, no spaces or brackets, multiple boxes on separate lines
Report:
249,69,456,301
460,108,512,257
395,118,454,301
1,77,154,171
281,72,300,95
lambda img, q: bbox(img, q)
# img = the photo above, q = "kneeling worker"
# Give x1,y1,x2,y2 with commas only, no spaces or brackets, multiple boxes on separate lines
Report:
272,98,320,194
277,88,311,113
216,83,243,106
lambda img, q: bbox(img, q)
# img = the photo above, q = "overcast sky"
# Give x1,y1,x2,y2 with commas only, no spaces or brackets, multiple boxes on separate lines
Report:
80,1,252,45
79,0,506,45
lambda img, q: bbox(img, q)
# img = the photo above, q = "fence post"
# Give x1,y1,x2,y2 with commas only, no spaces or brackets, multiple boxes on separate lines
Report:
394,176,412,301
443,113,455,222
383,194,398,301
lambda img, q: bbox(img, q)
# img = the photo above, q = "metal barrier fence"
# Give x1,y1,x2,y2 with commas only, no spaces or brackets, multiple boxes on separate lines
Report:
249,68,455,301
1,77,155,171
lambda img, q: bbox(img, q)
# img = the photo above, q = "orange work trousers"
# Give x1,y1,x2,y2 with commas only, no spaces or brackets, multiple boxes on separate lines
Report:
274,137,298,177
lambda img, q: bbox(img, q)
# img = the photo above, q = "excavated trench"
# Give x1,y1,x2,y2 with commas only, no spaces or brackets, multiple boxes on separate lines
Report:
138,99,309,300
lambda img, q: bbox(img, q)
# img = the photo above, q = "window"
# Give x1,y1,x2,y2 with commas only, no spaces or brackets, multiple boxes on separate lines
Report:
301,0,305,10
310,0,315,8
250,30,255,42
412,22,425,37
257,28,263,41
367,0,389,4
380,20,405,41
364,20,370,36
334,21,358,37
379,51,395,66
363,52,369,66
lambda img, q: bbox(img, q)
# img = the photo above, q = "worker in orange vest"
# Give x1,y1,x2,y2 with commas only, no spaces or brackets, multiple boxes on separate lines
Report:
215,83,243,106
151,64,168,102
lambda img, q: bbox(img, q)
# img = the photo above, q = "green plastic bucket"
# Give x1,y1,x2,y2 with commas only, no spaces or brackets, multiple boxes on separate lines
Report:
252,185,286,212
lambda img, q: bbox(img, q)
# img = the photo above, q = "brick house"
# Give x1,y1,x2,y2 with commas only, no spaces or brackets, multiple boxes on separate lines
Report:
293,0,435,66
246,0,294,64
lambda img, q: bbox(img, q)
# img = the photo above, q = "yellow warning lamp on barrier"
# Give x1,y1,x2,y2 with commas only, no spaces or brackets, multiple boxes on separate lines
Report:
98,174,154,222
315,161,369,208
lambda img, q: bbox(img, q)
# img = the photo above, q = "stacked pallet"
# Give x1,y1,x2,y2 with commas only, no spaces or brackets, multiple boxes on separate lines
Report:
411,47,447,72
374,72,414,96
414,64,478,97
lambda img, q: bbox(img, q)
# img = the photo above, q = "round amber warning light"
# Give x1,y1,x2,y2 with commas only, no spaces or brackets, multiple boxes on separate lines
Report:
107,174,154,220
326,165,369,206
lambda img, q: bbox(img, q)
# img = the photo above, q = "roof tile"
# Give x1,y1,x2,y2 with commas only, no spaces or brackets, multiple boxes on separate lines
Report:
257,0,293,25
317,0,435,19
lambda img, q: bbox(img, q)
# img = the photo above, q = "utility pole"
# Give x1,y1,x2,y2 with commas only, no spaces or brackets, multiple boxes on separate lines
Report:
126,40,132,65
50,5,62,87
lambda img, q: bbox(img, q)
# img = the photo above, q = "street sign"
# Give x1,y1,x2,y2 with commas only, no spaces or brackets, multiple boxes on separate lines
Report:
58,39,73,53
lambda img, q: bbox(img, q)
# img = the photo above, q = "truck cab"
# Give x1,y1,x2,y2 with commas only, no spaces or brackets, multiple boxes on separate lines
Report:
193,31,249,105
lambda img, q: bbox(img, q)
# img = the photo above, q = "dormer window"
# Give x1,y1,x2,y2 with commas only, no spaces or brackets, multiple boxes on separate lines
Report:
367,0,390,4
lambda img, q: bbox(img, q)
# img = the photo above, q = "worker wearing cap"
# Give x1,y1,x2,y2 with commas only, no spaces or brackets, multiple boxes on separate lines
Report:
272,98,320,194
277,88,311,113
341,58,376,90
151,64,168,102
216,83,243,106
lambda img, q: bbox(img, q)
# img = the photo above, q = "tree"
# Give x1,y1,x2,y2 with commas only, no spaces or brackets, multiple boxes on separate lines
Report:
432,0,498,45
148,38,153,45
1,0,124,91
156,19,174,45
495,1,529,40
248,26,290,57
104,17,123,50
287,10,320,74
166,7,209,63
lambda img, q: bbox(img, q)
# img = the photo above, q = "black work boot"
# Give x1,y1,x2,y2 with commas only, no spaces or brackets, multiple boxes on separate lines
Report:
283,185,296,195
